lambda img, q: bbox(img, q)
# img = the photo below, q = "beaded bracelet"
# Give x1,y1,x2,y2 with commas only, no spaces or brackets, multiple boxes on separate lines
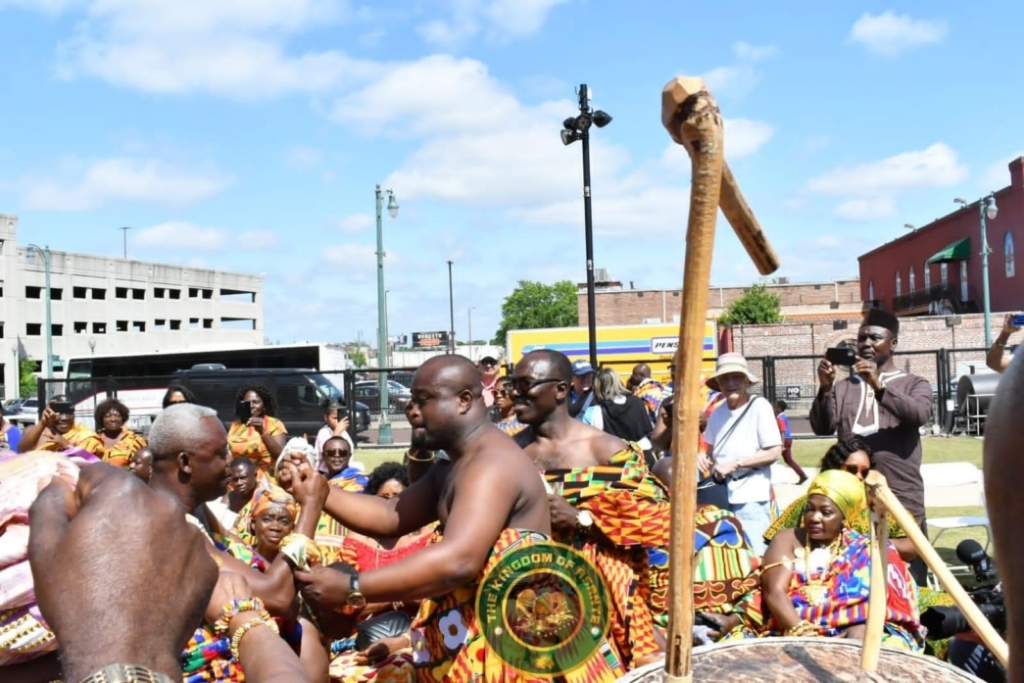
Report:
229,617,279,662
784,620,817,637
213,598,270,637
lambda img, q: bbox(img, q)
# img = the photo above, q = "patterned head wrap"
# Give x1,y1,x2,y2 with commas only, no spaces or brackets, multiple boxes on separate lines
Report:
249,486,298,523
806,469,865,524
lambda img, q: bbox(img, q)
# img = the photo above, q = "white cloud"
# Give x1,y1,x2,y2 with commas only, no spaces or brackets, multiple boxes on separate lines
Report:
702,64,759,99
733,41,778,61
20,157,233,211
134,223,280,251
335,213,374,232
806,143,967,197
285,145,322,170
17,0,384,98
135,222,227,250
834,197,898,222
849,11,948,57
417,0,568,48
725,118,774,159
979,152,1024,191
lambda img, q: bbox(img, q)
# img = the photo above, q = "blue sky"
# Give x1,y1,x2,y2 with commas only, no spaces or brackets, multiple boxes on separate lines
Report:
1,1,1021,346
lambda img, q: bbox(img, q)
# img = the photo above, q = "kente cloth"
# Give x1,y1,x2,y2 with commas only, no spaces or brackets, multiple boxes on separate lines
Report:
230,486,298,547
101,429,147,468
731,529,925,652
0,451,83,666
36,424,105,458
543,444,665,667
227,416,288,473
494,415,525,436
648,505,762,631
315,469,368,561
764,494,905,545
330,650,416,683
410,527,625,683
919,587,956,660
633,379,666,420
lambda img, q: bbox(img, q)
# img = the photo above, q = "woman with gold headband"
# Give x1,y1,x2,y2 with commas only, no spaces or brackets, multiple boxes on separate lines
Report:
734,469,925,650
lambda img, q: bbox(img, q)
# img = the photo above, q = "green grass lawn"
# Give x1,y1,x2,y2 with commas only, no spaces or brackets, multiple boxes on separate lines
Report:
792,436,983,469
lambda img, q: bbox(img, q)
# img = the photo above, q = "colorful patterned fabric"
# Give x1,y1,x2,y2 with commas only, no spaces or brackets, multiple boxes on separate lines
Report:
35,423,105,458
410,528,625,682
806,470,866,520
764,494,905,544
648,505,762,632
495,414,525,436
733,529,925,651
330,650,416,683
231,486,298,547
315,469,368,563
227,416,287,473
633,379,666,420
919,587,956,660
101,429,147,468
543,444,665,667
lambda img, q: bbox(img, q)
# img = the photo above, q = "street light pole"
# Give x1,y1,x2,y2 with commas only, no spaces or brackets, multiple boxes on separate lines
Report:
385,290,391,367
447,260,455,354
27,245,53,379
120,226,131,259
979,194,998,347
375,184,399,445
560,84,612,369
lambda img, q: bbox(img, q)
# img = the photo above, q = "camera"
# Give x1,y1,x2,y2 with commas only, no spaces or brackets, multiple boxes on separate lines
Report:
920,540,1004,639
825,347,857,367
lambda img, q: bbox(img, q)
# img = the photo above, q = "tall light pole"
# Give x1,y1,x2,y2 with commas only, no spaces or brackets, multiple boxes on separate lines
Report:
447,260,455,354
955,194,999,347
384,290,391,367
120,226,131,259
375,184,399,445
561,83,612,369
26,245,53,379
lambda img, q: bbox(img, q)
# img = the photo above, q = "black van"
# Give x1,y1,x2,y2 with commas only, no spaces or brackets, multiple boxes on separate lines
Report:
171,365,371,440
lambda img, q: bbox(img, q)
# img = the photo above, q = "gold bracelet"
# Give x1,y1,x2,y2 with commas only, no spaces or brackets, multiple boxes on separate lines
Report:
406,451,435,463
784,621,817,637
229,617,280,662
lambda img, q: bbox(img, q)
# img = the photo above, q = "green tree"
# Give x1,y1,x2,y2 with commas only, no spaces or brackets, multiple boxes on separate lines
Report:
717,283,783,325
349,350,368,368
492,280,579,345
19,359,38,398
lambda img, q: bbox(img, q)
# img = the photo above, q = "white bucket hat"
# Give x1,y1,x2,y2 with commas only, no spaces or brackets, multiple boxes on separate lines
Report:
705,352,759,392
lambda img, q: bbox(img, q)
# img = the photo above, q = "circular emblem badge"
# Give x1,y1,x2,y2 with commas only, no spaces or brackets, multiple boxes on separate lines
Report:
476,541,610,677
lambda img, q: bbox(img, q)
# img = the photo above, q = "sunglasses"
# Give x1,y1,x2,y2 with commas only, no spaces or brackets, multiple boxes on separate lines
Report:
510,377,561,395
842,464,871,477
481,361,497,368
324,448,351,457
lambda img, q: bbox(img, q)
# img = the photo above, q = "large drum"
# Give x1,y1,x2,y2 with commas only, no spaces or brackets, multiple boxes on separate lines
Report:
618,638,983,682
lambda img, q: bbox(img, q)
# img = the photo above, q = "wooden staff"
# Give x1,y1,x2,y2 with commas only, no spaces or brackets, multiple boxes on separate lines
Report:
860,489,890,672
663,87,780,276
864,471,1008,666
661,76,725,683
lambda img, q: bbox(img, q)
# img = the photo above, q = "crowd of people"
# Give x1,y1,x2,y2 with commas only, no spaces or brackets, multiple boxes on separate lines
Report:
0,307,1005,683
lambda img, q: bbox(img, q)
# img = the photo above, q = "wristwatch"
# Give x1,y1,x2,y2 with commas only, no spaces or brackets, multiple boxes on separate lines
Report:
76,664,175,683
346,573,368,613
576,510,594,532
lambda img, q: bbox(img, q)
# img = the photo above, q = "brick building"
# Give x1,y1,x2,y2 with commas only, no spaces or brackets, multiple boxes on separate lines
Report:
579,279,865,327
858,157,1024,322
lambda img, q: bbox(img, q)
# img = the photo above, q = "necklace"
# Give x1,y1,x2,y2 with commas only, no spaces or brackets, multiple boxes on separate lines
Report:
799,531,844,606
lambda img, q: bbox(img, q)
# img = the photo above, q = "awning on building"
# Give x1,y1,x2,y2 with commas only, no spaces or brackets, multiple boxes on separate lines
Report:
927,237,972,264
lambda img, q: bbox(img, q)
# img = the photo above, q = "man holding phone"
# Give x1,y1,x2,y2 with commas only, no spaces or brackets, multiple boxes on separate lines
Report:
810,309,932,584
986,313,1022,373
17,395,105,456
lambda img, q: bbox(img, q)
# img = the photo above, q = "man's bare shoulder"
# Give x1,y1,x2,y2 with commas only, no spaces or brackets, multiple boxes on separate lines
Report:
570,420,627,465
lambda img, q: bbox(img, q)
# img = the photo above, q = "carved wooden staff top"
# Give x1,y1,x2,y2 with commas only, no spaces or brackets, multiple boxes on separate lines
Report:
660,75,779,681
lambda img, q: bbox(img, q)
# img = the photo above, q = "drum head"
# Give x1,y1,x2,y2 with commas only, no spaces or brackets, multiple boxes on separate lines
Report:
618,638,984,682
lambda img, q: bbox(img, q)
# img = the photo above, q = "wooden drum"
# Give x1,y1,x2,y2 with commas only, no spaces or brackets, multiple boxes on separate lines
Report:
617,638,983,682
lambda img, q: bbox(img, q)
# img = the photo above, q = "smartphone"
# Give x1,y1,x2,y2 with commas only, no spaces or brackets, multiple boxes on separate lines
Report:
51,401,74,414
238,400,253,422
1012,313,1024,328
825,347,858,367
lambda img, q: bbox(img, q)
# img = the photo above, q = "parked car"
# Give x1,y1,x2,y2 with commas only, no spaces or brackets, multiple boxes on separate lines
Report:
390,371,416,389
172,365,371,438
353,381,410,414
6,398,41,427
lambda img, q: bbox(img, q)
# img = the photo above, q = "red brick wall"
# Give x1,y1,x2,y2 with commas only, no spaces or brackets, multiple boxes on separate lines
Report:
580,280,861,326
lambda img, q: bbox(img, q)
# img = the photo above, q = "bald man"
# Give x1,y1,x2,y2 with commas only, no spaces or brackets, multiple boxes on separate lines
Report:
629,362,667,422
289,355,557,682
513,349,665,668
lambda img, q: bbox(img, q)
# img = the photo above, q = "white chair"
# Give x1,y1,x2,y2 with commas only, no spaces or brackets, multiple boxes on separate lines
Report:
920,462,991,588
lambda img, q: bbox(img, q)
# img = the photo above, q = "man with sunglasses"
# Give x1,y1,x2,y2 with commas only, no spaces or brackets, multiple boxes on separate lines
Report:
512,349,665,670
478,355,501,408
287,355,565,681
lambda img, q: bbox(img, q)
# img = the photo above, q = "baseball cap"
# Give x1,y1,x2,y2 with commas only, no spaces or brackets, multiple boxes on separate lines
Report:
572,360,594,376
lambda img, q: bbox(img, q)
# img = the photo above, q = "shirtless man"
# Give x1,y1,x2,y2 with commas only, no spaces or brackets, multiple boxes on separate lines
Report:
289,355,551,681
513,349,664,668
